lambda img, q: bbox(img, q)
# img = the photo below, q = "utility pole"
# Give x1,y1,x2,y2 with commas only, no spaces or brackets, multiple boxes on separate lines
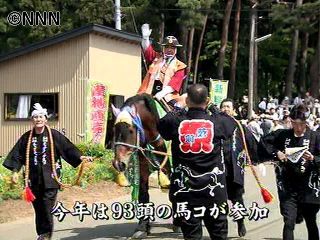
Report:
318,19,320,98
248,3,257,119
115,0,121,30
248,1,272,120
253,20,258,112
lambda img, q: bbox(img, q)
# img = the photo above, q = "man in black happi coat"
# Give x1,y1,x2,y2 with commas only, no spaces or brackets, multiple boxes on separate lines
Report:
158,84,237,240
260,104,320,240
3,103,91,240
217,98,258,237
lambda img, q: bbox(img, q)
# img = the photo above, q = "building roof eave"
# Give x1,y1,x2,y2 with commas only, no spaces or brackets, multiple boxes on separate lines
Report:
0,24,142,63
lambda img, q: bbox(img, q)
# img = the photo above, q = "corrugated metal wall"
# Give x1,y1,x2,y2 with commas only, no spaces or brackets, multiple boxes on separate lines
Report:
0,34,89,156
89,33,141,99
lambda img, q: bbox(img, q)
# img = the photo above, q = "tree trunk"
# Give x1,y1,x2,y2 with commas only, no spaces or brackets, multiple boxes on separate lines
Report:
298,31,309,94
158,13,165,43
178,25,188,63
187,27,195,75
194,14,208,83
285,0,303,98
310,21,320,98
229,0,241,98
217,0,234,80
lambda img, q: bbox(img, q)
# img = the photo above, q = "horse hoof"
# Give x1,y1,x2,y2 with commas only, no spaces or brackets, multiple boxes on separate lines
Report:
131,230,148,239
172,226,182,233
237,221,246,237
36,233,51,240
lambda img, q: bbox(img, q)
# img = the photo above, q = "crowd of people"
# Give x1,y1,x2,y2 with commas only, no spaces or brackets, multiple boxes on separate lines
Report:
257,92,320,116
234,93,320,143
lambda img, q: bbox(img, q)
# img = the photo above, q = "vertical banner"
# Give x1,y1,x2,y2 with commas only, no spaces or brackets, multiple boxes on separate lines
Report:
86,81,109,145
209,79,229,106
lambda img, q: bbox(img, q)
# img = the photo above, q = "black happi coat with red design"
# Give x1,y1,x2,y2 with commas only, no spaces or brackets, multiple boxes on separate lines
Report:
260,129,320,204
158,108,235,206
3,128,82,190
211,112,258,187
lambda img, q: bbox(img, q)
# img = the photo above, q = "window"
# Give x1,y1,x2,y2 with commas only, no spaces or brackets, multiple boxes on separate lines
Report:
4,93,59,121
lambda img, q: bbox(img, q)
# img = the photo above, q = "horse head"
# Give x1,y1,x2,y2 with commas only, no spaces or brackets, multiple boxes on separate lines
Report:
112,103,139,172
111,94,166,172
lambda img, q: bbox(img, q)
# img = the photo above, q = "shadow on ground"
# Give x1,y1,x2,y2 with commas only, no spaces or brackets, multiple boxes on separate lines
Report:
58,223,135,240
58,222,185,240
56,222,292,240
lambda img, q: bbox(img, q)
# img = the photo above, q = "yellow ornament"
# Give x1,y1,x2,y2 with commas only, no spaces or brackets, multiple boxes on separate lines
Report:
158,170,170,189
115,172,130,187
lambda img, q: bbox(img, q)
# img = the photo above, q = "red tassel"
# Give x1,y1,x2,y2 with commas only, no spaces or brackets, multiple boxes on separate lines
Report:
261,187,274,203
22,186,36,203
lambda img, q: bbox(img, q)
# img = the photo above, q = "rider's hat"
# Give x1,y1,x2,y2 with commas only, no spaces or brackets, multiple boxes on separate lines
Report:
159,36,182,47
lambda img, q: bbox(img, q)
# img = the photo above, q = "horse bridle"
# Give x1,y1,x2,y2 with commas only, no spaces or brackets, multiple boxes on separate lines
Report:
114,133,162,150
115,134,167,169
114,108,168,169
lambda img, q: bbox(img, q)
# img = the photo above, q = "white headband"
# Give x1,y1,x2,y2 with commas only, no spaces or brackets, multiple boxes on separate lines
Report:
31,103,48,117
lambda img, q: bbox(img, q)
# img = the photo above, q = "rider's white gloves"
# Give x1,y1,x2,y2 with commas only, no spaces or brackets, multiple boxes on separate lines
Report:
141,23,152,50
155,86,174,101
142,23,152,39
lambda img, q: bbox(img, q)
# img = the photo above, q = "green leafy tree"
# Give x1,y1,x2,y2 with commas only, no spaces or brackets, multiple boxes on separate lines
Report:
0,0,114,54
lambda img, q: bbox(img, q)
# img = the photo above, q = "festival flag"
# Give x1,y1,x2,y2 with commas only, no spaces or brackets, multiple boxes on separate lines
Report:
86,81,110,145
209,79,229,106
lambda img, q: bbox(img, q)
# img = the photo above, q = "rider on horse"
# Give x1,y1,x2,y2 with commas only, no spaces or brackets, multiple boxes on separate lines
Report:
138,23,187,109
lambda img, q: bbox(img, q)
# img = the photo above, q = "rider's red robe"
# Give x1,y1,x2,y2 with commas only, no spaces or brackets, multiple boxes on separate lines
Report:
138,45,187,98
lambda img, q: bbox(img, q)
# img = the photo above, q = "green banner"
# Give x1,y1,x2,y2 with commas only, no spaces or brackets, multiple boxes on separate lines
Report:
86,81,110,145
127,152,140,202
209,79,229,106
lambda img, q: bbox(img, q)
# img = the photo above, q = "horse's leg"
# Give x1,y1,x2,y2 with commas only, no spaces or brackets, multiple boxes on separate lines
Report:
132,154,150,239
138,155,150,204
157,145,182,232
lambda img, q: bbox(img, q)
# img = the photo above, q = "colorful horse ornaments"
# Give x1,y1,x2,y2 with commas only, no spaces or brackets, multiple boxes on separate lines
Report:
111,94,176,238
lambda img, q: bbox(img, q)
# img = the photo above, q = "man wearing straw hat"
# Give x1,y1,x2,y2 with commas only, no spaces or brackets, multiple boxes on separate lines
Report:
3,103,92,240
138,23,187,109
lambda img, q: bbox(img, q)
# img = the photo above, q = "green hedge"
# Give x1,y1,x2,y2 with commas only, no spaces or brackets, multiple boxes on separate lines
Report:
0,143,117,202
0,159,24,201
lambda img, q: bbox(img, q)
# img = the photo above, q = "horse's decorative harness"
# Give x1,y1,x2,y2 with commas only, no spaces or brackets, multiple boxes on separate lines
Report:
114,105,170,169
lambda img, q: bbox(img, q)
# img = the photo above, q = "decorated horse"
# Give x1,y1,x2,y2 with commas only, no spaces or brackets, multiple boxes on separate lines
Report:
111,93,177,238
111,93,274,239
